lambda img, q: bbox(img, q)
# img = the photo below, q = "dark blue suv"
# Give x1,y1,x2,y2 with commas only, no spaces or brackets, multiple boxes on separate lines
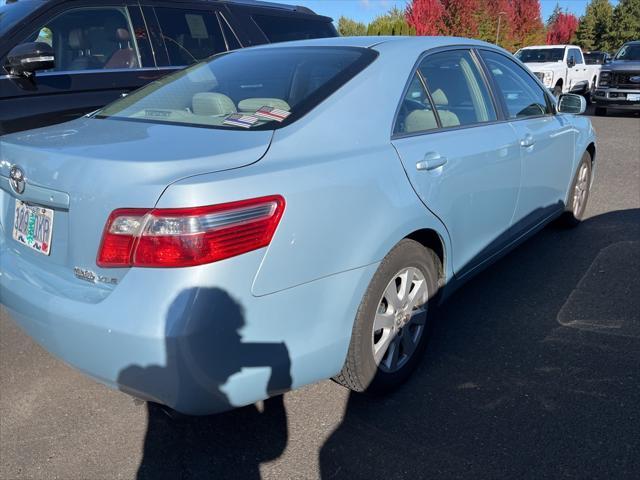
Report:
0,0,337,134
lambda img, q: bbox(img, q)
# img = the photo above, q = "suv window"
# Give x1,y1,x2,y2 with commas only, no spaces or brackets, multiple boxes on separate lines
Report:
418,50,497,128
252,14,336,43
18,7,140,71
97,47,377,130
155,7,226,66
480,50,551,119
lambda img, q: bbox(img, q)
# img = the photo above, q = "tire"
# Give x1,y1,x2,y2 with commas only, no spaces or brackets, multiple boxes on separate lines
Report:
559,152,592,227
553,84,563,97
595,106,607,116
334,239,440,393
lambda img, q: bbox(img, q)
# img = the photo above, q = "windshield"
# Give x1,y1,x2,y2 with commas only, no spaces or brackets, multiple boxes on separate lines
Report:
516,48,565,63
97,46,377,130
0,1,40,35
614,44,640,61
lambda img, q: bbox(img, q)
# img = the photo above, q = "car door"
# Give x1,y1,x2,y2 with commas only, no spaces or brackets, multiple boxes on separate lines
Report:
0,2,165,134
478,49,575,230
392,48,522,277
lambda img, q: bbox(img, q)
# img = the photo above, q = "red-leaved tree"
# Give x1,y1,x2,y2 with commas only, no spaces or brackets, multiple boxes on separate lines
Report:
406,0,446,35
546,12,579,44
442,0,480,38
510,0,545,49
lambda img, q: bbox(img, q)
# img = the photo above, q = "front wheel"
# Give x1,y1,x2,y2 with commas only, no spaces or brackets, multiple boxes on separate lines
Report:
334,239,440,393
559,152,592,227
553,84,563,97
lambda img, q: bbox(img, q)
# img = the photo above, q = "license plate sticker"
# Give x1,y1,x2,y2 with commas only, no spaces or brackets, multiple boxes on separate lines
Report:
12,200,54,256
627,94,640,101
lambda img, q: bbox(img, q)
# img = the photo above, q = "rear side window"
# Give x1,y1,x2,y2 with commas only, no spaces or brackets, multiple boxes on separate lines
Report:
394,74,438,135
97,47,377,130
480,50,551,119
418,50,497,128
252,14,336,43
155,8,226,66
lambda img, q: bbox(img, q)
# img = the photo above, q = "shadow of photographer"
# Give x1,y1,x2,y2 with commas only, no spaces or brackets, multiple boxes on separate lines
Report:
117,287,292,479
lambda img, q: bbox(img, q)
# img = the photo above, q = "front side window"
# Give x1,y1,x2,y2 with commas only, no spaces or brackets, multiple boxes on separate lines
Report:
480,50,551,119
97,47,377,130
569,48,583,65
18,7,140,72
155,8,226,66
252,14,336,44
418,50,497,128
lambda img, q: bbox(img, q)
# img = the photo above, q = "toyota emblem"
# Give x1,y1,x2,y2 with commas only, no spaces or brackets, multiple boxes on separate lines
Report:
9,165,26,195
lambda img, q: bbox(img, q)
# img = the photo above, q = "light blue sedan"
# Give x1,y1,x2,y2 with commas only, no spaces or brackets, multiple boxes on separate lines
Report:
0,37,596,415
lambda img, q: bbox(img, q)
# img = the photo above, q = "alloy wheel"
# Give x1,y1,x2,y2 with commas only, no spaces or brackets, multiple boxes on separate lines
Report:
372,267,429,373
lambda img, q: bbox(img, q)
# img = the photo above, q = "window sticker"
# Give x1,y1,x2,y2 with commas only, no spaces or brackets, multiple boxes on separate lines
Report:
223,113,259,128
254,106,291,122
185,14,209,39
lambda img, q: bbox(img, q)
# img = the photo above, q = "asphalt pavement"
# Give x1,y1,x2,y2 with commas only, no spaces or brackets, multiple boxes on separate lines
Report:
1,107,639,479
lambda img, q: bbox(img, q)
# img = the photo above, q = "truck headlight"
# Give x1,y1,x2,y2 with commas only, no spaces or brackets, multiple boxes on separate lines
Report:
599,71,611,87
542,71,554,86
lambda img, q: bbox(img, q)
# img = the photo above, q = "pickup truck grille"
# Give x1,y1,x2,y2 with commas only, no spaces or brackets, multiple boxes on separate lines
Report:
612,71,640,89
533,72,545,82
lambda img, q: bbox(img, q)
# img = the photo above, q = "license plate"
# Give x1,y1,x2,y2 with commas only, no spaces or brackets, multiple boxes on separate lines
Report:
627,94,640,101
13,200,54,255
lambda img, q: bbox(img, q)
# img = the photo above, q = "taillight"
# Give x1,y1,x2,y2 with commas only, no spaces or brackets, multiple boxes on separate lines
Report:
97,195,285,268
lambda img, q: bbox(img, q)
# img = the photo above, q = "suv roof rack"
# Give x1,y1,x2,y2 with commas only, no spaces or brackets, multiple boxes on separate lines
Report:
215,0,316,15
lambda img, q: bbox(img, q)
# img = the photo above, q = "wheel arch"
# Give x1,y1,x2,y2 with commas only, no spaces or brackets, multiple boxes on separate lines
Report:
586,142,596,164
405,228,447,288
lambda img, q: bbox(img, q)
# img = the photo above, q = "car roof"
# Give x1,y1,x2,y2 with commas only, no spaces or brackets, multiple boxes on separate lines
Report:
247,35,500,52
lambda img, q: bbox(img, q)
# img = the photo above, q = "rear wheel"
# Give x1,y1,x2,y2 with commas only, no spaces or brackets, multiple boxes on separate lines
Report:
334,239,440,393
559,152,592,227
595,106,607,116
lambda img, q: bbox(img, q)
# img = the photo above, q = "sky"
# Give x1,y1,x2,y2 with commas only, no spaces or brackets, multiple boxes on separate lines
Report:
277,0,615,24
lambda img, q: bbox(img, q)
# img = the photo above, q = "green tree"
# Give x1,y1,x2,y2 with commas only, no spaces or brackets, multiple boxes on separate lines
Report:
575,0,614,51
546,2,563,27
337,16,367,36
367,7,416,36
607,0,640,48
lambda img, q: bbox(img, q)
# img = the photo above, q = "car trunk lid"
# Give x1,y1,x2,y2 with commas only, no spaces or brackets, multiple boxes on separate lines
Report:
0,117,273,290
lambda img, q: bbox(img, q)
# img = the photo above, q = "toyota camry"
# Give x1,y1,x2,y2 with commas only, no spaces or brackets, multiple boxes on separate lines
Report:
0,36,596,415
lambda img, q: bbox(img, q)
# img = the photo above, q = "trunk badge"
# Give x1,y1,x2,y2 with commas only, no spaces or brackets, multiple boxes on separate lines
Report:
74,267,119,285
9,165,26,195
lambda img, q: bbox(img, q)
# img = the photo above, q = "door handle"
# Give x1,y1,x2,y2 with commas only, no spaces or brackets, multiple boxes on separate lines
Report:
416,152,447,171
520,134,535,148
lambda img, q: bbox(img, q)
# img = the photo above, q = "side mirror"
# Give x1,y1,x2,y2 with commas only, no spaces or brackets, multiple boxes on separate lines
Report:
557,93,586,115
4,42,55,76
567,57,576,68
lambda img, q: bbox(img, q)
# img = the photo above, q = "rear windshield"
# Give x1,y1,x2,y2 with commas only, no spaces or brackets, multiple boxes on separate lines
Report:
97,46,376,130
515,48,564,63
252,14,337,43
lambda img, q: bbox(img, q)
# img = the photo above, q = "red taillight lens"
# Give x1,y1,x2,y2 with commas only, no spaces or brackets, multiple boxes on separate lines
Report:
96,196,285,268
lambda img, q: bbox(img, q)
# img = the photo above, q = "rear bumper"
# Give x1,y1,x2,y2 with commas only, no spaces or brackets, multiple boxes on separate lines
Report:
1,239,376,415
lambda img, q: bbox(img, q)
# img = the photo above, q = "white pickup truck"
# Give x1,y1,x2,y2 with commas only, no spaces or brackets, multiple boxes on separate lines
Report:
515,45,601,97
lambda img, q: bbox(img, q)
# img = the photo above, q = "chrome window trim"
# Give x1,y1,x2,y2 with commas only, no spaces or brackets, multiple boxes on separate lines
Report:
219,12,244,49
390,44,505,140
